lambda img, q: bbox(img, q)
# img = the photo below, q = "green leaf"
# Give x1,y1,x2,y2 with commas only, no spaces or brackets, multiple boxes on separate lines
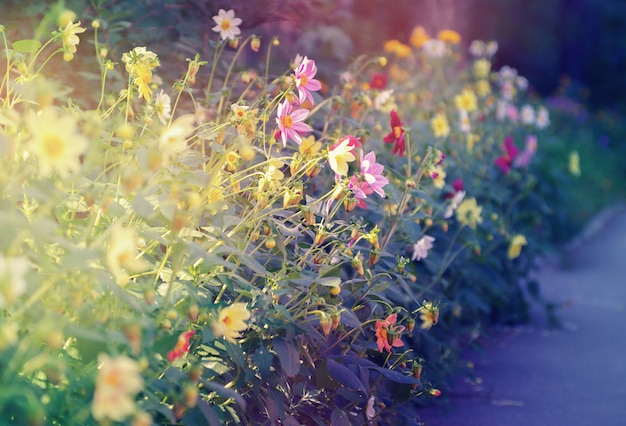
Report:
273,337,300,377
253,346,273,379
12,39,42,53
326,359,367,394
330,408,351,426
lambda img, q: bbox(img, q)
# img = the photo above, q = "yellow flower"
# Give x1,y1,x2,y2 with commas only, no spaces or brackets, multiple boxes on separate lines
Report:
454,89,478,112
507,234,527,259
431,113,450,138
206,183,228,216
299,135,322,156
92,354,144,423
106,224,149,286
122,47,160,101
383,39,412,58
0,255,29,308
327,138,356,176
59,21,85,54
429,165,446,189
159,114,196,163
410,25,430,48
569,151,581,176
212,303,251,343
473,58,491,79
455,197,483,229
25,106,87,177
466,133,480,152
475,79,491,97
437,29,461,44
419,301,439,330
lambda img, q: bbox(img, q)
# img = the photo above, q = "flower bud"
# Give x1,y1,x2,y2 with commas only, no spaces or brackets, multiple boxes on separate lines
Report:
264,236,276,249
319,313,332,336
406,317,416,334
331,312,341,330
352,255,365,276
301,205,315,226
412,362,423,379
369,248,380,266
250,36,261,52
314,229,325,246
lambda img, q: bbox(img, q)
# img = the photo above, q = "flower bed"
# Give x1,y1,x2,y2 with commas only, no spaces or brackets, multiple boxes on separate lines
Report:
0,6,559,425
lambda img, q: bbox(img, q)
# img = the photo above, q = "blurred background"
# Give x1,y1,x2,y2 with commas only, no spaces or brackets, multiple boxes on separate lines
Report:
2,0,624,107
2,0,625,239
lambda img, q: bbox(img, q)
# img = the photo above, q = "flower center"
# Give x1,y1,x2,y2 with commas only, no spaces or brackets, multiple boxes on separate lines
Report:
393,126,402,139
221,19,231,31
281,115,293,129
299,74,308,86
42,134,64,158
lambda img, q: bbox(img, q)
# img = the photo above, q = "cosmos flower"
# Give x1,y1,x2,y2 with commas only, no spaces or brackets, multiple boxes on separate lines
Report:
211,303,251,343
412,235,435,261
275,100,312,146
495,136,520,174
455,197,483,229
328,137,356,176
374,313,405,353
212,9,242,41
92,354,144,422
507,234,527,260
294,56,322,105
25,106,87,177
419,301,440,330
0,255,29,308
444,190,466,219
431,112,450,138
383,110,406,157
150,90,172,125
167,330,195,362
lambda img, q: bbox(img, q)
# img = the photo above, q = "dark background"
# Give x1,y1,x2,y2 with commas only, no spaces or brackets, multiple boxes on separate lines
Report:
350,0,626,109
1,0,625,109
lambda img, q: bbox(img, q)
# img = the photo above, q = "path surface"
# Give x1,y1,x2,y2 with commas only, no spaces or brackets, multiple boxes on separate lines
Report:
418,207,626,426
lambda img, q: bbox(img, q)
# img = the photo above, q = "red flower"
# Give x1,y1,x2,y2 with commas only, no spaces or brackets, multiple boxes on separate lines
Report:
495,136,519,174
383,110,406,157
369,73,388,90
374,313,405,353
167,330,195,362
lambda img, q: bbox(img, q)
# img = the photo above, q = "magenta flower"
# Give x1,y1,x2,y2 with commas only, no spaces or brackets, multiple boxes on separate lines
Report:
513,134,537,167
275,100,312,146
383,110,406,157
348,150,389,203
495,136,520,174
359,151,389,197
294,56,322,105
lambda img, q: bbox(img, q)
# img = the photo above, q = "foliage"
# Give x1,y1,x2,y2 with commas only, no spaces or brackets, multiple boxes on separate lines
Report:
0,3,585,425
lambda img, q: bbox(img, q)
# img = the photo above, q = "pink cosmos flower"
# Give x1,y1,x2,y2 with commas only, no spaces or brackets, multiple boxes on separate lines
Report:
513,134,537,167
495,136,520,174
167,330,195,362
412,235,435,261
383,110,406,157
294,56,322,105
375,313,405,353
275,100,312,146
357,151,389,198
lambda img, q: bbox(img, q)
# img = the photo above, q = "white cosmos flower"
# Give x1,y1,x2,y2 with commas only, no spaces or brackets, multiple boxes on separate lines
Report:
211,9,242,41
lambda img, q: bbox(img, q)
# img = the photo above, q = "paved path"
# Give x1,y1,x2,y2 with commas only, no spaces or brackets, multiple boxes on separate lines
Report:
418,207,626,426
